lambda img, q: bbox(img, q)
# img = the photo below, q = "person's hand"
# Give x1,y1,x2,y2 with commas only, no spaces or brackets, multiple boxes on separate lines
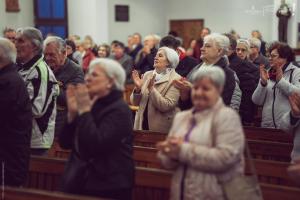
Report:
132,70,143,91
148,74,156,92
289,92,300,117
173,78,192,101
66,84,78,123
165,136,183,160
74,84,92,115
259,64,269,86
287,160,300,185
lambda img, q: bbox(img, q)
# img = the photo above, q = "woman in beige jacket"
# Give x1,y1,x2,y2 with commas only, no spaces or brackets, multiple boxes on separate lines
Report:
157,67,245,200
130,47,181,133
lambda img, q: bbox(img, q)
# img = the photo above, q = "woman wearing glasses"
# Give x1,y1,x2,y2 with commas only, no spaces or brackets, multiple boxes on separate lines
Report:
252,42,300,129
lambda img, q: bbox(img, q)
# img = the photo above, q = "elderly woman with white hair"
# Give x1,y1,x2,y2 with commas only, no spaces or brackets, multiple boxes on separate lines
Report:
59,58,134,200
131,46,181,133
174,33,240,111
157,67,245,200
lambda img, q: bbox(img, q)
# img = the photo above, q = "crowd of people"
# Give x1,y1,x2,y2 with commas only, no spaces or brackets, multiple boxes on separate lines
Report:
1,25,300,199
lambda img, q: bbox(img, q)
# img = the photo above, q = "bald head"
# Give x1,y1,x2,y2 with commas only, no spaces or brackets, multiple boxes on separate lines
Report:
0,37,17,68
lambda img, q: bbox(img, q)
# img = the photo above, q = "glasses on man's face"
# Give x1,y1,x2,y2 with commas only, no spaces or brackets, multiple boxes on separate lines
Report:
236,48,246,52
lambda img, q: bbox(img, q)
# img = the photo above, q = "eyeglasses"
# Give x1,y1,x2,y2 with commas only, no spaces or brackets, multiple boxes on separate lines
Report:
236,48,247,52
268,54,279,59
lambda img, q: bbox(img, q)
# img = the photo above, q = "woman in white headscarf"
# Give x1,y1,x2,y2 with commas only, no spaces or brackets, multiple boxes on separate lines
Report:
130,47,181,133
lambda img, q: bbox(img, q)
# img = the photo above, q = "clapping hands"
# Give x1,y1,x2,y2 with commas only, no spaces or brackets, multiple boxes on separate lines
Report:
66,84,94,123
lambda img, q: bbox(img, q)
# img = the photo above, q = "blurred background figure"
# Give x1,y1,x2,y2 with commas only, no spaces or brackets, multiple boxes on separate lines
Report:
97,44,110,58
3,27,16,43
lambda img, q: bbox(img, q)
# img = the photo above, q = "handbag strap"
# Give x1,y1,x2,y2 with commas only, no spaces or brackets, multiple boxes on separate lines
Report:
210,108,259,178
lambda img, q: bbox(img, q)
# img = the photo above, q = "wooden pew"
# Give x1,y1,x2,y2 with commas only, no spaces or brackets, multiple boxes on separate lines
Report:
247,139,292,162
123,84,135,104
244,126,293,143
27,156,300,200
3,186,107,200
133,130,166,147
133,128,293,146
46,141,296,187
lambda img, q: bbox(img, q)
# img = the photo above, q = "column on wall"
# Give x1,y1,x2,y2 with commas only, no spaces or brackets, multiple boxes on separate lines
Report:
67,0,109,43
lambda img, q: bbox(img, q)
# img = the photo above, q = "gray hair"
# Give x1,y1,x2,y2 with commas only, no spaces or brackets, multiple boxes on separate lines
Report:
204,33,230,56
158,47,179,68
248,37,261,50
43,36,66,53
0,38,16,64
16,27,43,54
237,39,250,52
88,58,126,91
191,66,225,89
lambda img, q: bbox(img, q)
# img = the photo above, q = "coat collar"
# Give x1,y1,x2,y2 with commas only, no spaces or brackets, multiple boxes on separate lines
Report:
154,68,175,85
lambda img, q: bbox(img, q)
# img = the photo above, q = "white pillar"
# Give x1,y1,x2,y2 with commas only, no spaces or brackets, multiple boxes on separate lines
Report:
67,0,109,43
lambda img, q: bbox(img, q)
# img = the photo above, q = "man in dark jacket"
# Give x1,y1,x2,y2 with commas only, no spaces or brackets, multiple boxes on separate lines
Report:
43,36,84,136
225,34,259,125
159,35,199,77
135,34,157,74
0,38,32,186
129,33,143,61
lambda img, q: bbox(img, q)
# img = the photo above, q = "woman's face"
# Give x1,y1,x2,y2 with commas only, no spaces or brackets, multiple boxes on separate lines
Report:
98,46,108,58
66,45,73,56
236,43,249,60
154,49,169,72
191,77,221,111
85,66,112,98
200,39,220,63
269,49,287,69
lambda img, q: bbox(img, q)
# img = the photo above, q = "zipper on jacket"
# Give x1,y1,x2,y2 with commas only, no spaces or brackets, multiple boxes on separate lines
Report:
272,82,278,128
179,165,188,200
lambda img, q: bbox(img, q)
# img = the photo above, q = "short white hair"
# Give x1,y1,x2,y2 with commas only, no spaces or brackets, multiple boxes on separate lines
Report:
237,39,250,52
43,36,66,53
88,58,126,91
158,47,179,68
0,37,16,64
16,27,43,54
204,33,230,55
248,37,261,50
191,66,225,89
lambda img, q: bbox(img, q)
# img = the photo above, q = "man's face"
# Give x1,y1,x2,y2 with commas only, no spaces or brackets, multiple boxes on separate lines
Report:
44,42,66,72
4,31,16,43
15,33,36,63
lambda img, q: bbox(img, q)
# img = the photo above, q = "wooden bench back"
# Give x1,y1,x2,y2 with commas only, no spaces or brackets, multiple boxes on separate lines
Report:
3,186,107,200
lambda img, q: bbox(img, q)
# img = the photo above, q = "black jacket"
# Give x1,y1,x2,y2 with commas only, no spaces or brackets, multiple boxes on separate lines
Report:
59,90,134,195
129,43,143,61
135,47,157,74
0,63,32,186
176,56,199,77
228,53,259,123
54,58,84,136
180,57,236,110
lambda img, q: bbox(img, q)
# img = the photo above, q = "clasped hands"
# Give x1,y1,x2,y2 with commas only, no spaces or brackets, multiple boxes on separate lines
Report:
66,83,97,123
156,136,183,160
